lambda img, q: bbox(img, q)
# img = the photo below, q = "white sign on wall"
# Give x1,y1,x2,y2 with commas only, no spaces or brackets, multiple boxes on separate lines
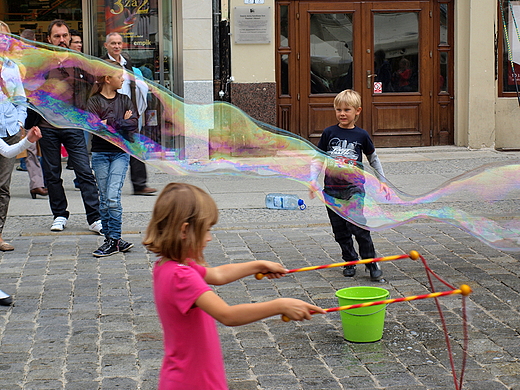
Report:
234,7,271,44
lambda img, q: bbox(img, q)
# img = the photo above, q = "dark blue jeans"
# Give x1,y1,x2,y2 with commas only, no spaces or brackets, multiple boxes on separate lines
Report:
39,127,100,224
326,206,375,261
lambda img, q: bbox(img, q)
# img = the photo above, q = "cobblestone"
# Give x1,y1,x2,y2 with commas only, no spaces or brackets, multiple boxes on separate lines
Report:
0,147,519,388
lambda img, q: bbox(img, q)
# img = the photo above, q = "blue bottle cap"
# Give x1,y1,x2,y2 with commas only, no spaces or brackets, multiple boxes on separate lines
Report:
298,199,307,210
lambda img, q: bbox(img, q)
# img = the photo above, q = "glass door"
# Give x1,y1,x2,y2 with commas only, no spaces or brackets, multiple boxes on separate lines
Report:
297,2,361,144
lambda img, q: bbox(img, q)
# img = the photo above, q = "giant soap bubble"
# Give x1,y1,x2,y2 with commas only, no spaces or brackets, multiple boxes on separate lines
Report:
3,34,520,251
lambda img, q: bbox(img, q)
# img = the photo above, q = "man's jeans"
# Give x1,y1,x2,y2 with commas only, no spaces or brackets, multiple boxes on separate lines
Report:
39,127,100,224
91,152,130,240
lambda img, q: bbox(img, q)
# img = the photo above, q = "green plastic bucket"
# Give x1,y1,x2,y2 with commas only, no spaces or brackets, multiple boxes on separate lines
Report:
335,286,390,343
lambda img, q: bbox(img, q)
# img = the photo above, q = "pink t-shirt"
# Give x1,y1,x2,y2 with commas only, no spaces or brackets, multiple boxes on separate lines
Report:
153,259,228,390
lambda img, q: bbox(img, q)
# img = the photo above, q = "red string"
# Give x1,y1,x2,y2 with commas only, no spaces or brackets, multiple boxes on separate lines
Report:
417,254,468,390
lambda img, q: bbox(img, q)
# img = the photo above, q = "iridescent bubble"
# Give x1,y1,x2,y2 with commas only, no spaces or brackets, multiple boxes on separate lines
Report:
4,34,520,251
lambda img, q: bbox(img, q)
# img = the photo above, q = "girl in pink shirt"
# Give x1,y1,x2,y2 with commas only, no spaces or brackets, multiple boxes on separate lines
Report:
144,182,325,390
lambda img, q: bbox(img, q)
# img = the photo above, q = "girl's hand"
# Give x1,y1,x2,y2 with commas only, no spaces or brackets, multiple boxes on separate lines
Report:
26,126,42,143
258,261,288,279
278,298,326,321
124,110,133,120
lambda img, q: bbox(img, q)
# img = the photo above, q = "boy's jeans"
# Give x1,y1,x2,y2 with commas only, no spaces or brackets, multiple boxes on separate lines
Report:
91,152,130,240
326,206,376,261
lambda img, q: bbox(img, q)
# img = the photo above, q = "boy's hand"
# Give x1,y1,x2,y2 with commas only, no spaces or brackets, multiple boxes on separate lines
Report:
124,110,133,120
379,182,391,200
257,261,288,279
308,180,320,200
278,298,326,321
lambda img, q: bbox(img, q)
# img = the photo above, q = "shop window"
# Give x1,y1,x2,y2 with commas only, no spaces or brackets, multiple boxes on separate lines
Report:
499,0,520,95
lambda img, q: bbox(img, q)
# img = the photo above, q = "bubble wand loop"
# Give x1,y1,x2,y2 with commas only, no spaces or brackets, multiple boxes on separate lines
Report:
255,251,420,280
281,284,472,322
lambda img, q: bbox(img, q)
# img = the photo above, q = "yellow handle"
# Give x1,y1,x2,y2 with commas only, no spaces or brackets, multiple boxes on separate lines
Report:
255,273,265,280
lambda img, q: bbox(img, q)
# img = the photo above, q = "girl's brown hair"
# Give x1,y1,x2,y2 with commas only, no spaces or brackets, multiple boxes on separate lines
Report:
89,60,122,98
143,183,219,264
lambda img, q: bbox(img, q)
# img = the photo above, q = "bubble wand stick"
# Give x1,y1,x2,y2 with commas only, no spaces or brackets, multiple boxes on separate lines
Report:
255,251,421,280
281,284,472,322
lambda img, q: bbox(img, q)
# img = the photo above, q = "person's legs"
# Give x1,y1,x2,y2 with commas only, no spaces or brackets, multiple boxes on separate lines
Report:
326,207,358,276
130,157,156,194
39,127,69,220
92,152,131,257
130,156,147,191
351,223,376,259
350,224,383,281
26,141,46,191
91,152,109,236
62,129,100,225
105,152,129,240
0,133,21,247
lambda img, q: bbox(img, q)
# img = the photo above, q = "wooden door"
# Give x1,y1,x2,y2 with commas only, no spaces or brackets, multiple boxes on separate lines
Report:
276,0,451,147
361,1,432,147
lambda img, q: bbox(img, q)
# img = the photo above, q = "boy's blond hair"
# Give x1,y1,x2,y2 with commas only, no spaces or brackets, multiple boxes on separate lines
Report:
334,89,362,123
334,89,362,110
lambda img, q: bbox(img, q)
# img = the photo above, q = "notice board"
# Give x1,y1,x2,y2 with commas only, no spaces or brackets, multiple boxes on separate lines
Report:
234,7,271,44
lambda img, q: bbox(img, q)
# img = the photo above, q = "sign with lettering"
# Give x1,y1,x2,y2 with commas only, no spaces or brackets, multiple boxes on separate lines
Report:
234,7,271,44
104,0,157,49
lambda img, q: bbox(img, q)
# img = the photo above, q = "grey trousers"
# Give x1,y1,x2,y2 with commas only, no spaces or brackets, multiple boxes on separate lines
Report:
0,133,21,234
26,141,44,190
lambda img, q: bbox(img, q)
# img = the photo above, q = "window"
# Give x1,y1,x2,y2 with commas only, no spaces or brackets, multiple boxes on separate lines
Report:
499,0,520,95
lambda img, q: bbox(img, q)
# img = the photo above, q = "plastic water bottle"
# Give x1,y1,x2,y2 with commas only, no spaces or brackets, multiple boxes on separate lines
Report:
265,193,306,210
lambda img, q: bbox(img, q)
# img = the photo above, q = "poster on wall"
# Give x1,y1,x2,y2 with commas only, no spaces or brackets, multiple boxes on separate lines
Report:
104,0,158,49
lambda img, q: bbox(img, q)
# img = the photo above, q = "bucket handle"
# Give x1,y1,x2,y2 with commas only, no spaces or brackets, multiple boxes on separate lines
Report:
342,305,386,317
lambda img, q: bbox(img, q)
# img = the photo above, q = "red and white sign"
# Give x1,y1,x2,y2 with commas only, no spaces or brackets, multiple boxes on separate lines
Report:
373,82,382,94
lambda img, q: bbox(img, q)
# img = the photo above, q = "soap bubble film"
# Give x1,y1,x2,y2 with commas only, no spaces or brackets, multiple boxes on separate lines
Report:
3,34,520,251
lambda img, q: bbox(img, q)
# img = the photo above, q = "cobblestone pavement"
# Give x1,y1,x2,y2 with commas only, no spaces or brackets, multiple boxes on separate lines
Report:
0,147,519,389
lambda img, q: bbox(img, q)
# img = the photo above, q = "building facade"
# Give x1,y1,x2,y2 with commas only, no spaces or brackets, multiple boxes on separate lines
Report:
1,0,520,150
228,0,520,150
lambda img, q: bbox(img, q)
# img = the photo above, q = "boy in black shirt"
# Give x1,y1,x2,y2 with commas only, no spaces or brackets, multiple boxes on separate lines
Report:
310,90,389,281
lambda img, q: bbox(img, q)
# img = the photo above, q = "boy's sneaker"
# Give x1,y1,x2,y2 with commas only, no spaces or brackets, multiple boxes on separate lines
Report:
93,238,119,257
89,220,104,235
366,262,383,281
118,239,134,253
50,217,67,231
343,265,356,277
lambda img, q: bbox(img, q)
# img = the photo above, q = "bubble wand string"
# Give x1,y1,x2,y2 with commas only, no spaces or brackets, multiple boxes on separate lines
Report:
271,250,470,390
280,284,472,322
255,251,420,280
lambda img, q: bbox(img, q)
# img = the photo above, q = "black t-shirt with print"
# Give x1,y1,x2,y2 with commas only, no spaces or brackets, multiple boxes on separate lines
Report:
317,124,375,199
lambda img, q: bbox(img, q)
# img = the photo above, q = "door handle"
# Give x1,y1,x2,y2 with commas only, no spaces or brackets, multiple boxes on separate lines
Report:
367,70,377,89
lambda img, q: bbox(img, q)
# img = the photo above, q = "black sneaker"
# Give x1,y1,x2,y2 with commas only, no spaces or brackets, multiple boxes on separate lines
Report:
93,238,119,257
118,239,134,252
343,265,356,277
366,262,383,281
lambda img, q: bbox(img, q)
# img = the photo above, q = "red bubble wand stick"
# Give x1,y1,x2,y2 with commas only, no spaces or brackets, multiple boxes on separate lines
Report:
255,251,421,280
281,284,472,322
